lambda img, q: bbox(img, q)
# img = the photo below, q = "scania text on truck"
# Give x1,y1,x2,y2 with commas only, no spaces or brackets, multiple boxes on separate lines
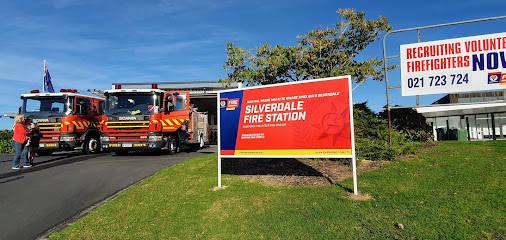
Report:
20,89,105,155
100,84,208,155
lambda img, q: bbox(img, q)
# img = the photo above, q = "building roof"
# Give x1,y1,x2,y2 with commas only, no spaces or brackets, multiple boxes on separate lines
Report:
415,101,506,118
20,92,104,99
110,81,238,93
104,89,165,94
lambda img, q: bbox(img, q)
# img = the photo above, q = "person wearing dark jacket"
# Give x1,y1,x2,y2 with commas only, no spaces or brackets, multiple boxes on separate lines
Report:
12,114,31,169
26,118,41,165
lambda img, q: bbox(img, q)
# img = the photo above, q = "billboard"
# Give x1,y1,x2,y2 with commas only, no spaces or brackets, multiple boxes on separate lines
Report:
218,76,354,158
400,32,506,96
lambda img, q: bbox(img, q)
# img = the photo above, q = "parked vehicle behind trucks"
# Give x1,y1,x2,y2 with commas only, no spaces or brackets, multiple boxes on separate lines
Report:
20,89,105,155
100,85,209,155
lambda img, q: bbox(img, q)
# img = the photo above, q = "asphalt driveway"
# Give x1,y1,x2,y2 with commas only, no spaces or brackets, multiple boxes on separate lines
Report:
0,146,216,240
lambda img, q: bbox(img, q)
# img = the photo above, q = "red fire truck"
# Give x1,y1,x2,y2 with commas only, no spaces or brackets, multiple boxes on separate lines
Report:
20,89,105,155
100,84,209,155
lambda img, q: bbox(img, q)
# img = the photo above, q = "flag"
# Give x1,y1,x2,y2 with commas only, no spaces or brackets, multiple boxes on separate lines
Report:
44,65,55,93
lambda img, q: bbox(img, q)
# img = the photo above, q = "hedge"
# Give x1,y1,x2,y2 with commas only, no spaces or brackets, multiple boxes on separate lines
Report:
0,130,14,154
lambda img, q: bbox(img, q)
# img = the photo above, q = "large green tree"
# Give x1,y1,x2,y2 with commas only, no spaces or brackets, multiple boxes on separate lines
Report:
219,8,394,86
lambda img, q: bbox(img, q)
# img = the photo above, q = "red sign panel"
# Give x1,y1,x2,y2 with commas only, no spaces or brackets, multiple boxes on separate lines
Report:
218,76,355,158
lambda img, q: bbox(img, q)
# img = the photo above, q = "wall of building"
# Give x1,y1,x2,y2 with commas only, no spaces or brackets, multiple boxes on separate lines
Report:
427,112,506,141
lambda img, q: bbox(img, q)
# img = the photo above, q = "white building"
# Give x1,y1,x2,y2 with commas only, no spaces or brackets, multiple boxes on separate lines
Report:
416,91,506,141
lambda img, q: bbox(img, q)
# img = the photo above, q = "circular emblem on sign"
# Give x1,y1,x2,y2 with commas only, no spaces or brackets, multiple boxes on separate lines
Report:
220,100,227,107
490,75,498,81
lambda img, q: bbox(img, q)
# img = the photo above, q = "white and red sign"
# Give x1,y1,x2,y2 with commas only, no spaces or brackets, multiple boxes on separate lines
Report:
218,76,355,158
217,76,359,195
400,32,506,96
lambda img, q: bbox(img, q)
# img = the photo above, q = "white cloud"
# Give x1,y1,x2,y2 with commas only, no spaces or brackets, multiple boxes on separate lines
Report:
156,0,234,15
48,0,96,9
135,40,215,56
0,55,45,83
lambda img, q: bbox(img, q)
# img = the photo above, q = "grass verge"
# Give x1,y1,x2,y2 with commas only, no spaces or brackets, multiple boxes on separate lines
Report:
50,141,505,239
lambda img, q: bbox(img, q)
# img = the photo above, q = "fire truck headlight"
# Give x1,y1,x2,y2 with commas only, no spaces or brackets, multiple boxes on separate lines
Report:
100,136,109,142
60,136,75,142
148,136,162,142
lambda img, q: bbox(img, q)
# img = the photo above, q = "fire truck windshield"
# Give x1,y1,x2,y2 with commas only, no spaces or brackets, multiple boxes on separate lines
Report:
105,92,161,115
22,96,72,118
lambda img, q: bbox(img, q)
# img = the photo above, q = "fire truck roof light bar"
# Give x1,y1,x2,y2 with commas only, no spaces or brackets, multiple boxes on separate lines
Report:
60,89,78,93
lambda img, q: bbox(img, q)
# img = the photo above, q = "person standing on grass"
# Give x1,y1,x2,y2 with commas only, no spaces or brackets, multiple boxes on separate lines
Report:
12,114,31,169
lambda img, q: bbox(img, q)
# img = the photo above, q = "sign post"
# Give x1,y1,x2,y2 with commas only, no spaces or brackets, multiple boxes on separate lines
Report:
217,76,357,194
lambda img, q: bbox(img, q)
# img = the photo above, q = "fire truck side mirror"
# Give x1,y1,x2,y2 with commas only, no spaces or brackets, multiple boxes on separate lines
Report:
18,107,21,114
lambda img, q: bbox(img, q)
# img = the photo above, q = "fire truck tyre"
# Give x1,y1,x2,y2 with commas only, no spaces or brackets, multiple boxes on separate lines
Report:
115,151,128,156
82,135,100,155
37,150,53,156
167,135,177,155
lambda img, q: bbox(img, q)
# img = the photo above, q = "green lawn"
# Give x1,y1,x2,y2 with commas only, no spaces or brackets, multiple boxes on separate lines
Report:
50,141,505,239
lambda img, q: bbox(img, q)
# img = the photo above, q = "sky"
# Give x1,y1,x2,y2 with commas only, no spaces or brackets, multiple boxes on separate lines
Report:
1,0,505,130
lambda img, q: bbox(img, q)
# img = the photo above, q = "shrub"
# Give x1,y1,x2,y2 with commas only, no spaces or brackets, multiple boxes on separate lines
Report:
0,130,14,154
354,103,423,161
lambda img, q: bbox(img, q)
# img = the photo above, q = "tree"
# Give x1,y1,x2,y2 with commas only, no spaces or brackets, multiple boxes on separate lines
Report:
219,8,394,86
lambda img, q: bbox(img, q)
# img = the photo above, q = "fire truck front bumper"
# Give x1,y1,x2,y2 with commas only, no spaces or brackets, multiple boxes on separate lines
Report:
59,134,78,150
38,142,60,150
39,141,76,151
101,141,164,151
101,133,164,151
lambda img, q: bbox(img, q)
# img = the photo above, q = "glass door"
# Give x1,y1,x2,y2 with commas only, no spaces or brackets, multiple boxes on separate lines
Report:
495,113,506,140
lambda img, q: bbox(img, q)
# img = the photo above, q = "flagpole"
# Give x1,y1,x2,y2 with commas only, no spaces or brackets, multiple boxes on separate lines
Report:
43,60,46,93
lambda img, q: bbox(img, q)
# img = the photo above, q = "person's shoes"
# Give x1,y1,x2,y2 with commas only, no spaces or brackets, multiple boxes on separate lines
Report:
12,166,21,170
23,165,32,168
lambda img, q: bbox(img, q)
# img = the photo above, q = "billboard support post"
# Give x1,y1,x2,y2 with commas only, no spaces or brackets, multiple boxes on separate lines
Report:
217,93,222,189
218,157,222,188
352,156,358,195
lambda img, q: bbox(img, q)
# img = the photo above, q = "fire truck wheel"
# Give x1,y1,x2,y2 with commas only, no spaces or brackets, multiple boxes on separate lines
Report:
37,150,53,156
83,135,100,155
167,135,177,155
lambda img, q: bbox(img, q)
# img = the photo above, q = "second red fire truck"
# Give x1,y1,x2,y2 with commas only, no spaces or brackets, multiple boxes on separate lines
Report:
100,84,209,155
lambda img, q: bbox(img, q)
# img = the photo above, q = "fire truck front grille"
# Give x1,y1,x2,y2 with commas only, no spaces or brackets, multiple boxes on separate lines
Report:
108,133,149,142
38,122,61,142
105,121,150,131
